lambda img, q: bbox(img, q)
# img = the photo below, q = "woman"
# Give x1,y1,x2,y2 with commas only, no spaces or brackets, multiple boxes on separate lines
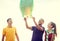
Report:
45,22,57,41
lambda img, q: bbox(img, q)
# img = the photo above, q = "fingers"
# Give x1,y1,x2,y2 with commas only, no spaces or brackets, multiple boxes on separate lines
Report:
24,17,28,21
32,17,35,21
24,17,26,21
24,16,35,21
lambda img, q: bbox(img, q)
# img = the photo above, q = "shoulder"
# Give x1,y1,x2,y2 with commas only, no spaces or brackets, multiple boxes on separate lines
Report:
32,26,36,30
12,26,16,28
12,26,16,29
32,26,37,29
3,27,8,32
3,26,7,30
3,28,6,31
32,26,36,28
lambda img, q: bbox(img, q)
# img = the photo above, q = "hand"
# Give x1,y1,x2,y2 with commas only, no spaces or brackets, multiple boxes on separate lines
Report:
24,17,27,21
32,17,35,21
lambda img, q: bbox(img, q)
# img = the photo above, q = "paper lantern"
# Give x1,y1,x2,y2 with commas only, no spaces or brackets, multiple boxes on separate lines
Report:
20,0,33,17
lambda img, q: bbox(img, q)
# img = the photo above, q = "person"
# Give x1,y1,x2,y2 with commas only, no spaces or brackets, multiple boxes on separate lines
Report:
24,17,45,41
2,18,19,41
45,22,57,41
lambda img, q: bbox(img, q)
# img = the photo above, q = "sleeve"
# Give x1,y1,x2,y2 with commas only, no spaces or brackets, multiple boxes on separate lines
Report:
14,27,17,34
2,28,6,35
32,26,35,31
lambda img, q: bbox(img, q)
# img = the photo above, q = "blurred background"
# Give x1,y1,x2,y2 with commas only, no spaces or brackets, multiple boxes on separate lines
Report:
0,0,60,41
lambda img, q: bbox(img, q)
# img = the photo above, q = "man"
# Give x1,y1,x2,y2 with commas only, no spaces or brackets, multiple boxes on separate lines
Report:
24,17,45,41
2,18,19,41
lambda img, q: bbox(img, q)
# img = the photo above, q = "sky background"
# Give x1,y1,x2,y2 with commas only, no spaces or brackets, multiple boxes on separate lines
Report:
0,0,60,41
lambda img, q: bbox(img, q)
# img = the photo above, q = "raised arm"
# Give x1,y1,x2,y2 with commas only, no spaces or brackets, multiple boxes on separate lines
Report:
32,17,44,31
24,18,32,30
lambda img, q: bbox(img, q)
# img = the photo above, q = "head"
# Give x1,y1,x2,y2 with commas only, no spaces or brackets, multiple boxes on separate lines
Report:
48,22,57,36
38,19,44,25
7,18,13,26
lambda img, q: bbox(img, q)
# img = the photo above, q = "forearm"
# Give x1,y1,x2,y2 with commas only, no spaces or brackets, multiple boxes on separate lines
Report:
33,20,38,26
51,34,55,41
51,38,54,41
2,35,4,41
2,38,4,41
33,20,40,29
16,33,19,41
25,21,29,28
17,36,19,41
24,18,32,30
24,20,32,30
33,20,43,31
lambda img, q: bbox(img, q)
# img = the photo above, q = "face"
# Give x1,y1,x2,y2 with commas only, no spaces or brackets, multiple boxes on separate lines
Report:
47,22,53,30
7,19,13,25
38,19,44,25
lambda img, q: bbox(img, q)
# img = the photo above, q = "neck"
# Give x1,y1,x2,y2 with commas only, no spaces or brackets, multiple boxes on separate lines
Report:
48,28,52,32
8,24,12,28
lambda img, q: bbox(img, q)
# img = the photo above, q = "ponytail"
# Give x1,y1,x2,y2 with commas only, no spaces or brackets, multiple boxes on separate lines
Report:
51,22,57,36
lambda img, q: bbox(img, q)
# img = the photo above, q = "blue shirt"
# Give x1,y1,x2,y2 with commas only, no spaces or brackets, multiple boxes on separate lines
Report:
31,26,44,41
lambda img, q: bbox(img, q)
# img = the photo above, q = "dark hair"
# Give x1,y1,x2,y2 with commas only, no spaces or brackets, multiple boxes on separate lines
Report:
51,22,57,36
7,18,11,22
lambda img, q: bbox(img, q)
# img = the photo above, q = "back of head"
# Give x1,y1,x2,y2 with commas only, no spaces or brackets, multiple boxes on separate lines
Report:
38,18,44,25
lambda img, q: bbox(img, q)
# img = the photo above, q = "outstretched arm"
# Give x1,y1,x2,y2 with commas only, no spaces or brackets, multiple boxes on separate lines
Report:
24,18,32,30
32,17,44,31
